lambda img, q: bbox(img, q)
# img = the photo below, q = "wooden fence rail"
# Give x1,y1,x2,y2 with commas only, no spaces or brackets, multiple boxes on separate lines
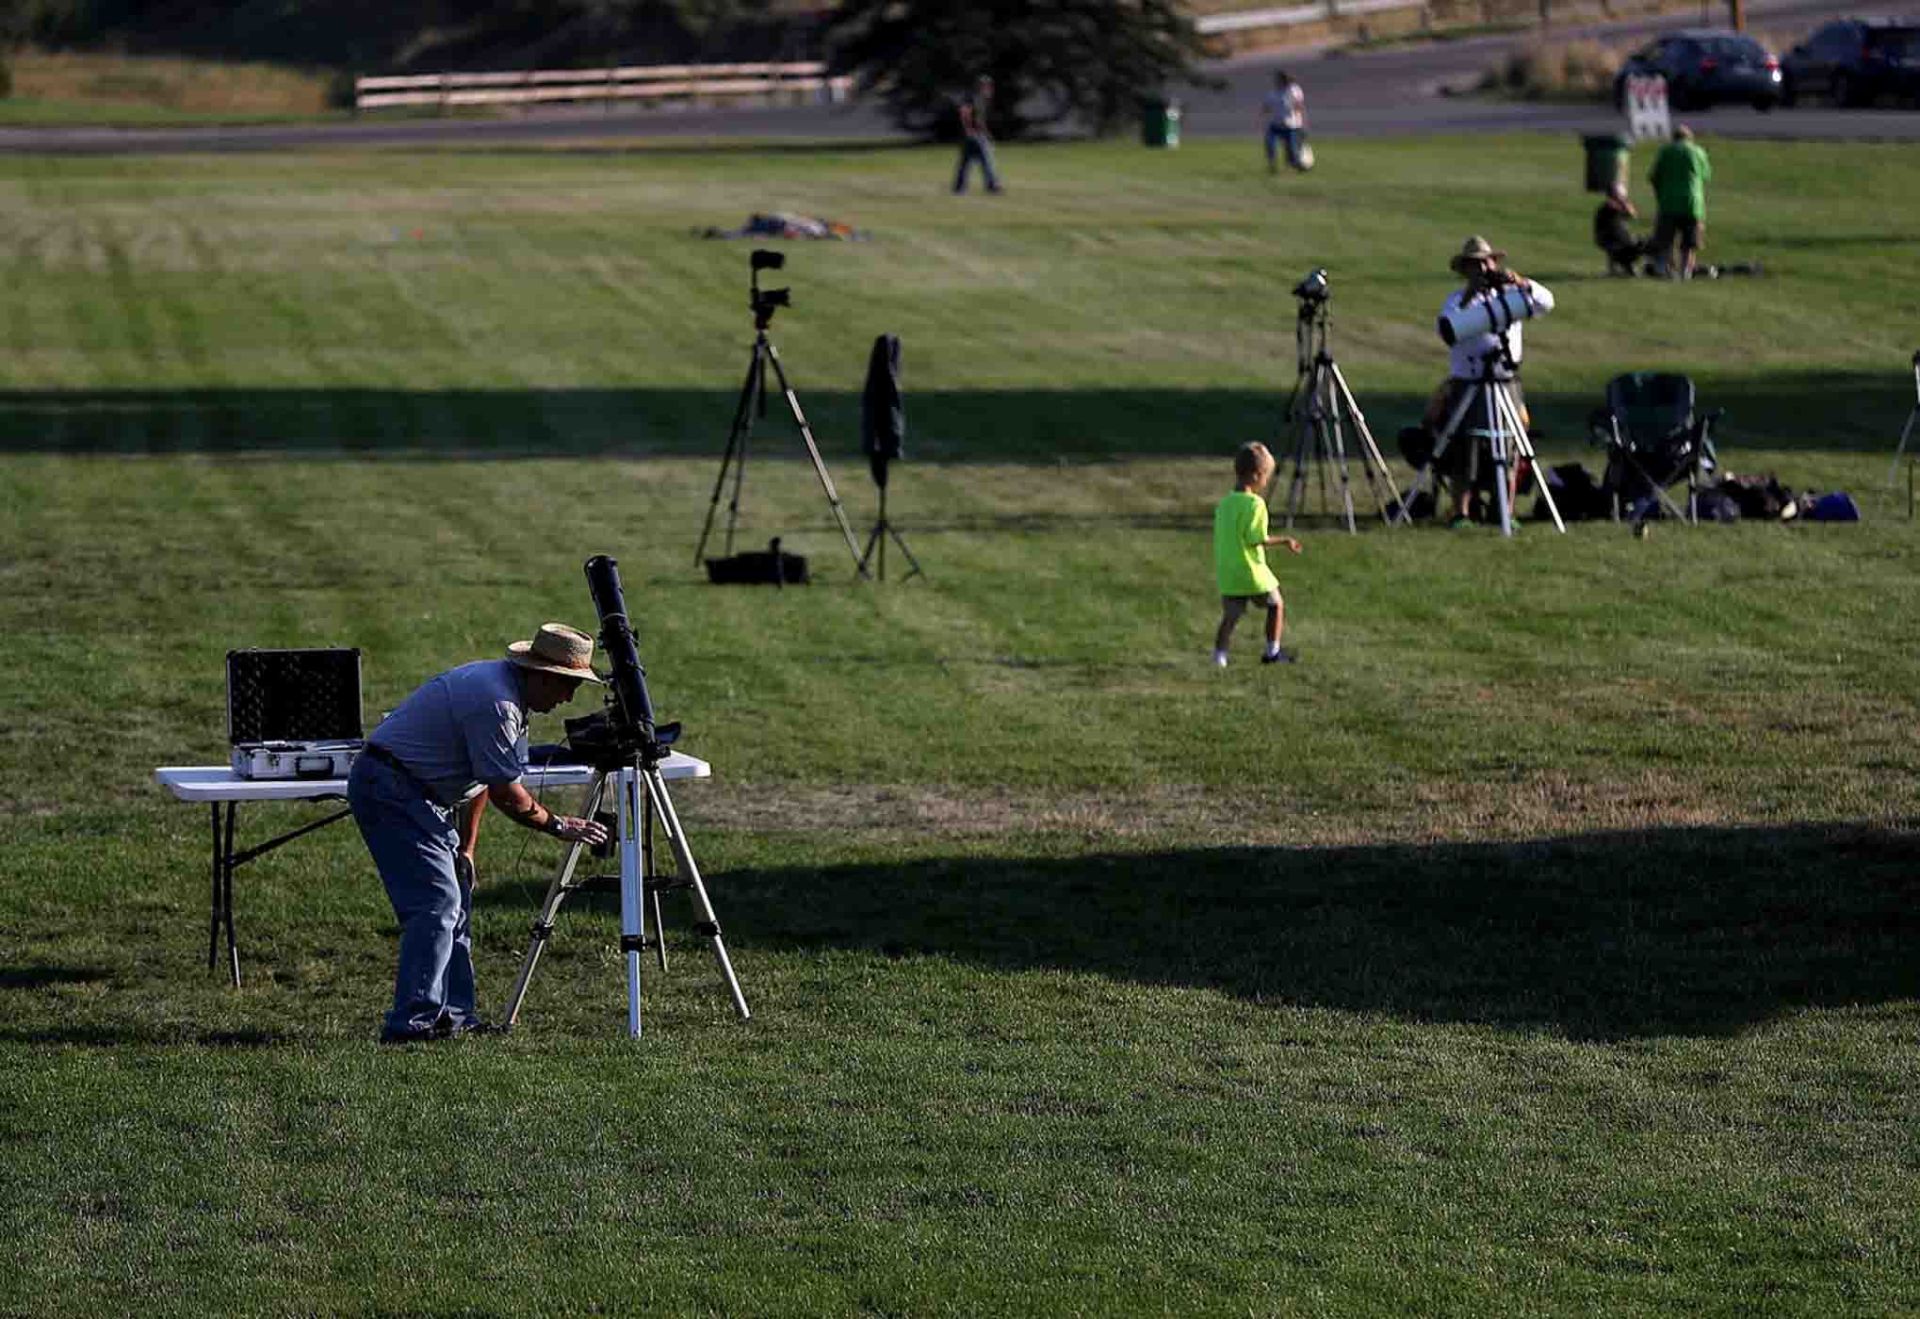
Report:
354,61,854,112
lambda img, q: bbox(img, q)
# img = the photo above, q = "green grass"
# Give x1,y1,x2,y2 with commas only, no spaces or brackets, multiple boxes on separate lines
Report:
2,136,1918,1314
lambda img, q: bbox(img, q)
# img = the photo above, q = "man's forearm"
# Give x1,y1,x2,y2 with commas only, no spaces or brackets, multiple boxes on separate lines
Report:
487,781,562,835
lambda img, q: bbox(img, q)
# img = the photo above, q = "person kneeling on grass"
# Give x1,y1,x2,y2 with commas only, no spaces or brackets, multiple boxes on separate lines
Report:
1212,441,1303,667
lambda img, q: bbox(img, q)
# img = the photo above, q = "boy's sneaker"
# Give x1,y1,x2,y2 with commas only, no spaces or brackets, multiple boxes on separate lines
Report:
1211,651,1229,668
1261,647,1296,665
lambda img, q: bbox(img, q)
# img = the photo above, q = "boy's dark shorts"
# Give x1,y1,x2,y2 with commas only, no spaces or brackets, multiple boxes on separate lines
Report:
1220,589,1283,619
1653,214,1703,253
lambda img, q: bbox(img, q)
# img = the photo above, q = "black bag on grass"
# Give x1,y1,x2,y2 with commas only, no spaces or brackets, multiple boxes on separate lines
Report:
705,537,810,586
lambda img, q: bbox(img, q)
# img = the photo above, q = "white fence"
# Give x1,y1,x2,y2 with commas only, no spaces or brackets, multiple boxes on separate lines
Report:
1194,0,1425,35
354,61,854,112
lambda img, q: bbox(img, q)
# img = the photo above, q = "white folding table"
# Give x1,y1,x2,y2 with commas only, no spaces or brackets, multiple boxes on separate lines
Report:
154,755,710,988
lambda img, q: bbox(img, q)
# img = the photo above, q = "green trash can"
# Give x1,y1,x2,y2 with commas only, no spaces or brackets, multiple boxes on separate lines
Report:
1582,132,1630,193
1141,97,1182,149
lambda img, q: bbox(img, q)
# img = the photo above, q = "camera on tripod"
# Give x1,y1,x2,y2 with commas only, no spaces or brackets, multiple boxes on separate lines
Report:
1292,267,1330,305
566,555,680,770
750,248,790,320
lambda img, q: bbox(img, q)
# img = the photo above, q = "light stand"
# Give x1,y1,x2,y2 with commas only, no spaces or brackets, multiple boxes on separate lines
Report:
1888,350,1920,486
501,556,750,1038
1393,331,1566,538
1278,287,1400,533
858,333,922,580
695,250,870,579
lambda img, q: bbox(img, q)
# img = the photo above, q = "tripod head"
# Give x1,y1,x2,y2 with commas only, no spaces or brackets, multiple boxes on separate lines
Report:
1291,267,1331,376
749,249,791,331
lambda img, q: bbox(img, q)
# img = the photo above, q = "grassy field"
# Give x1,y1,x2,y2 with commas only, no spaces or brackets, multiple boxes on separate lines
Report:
2,135,1918,1314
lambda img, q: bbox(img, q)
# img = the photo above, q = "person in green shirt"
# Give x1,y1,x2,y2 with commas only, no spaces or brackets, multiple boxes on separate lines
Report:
1649,124,1712,280
1212,441,1303,667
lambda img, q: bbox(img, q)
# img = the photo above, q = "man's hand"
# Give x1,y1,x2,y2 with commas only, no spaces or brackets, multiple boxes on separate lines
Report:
551,815,610,847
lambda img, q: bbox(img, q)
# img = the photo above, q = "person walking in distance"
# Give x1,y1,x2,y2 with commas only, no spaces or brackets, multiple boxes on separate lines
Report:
953,75,1002,194
1260,70,1309,173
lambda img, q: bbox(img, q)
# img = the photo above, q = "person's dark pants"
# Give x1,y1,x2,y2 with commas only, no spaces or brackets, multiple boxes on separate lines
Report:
1602,237,1649,274
1264,124,1302,170
953,136,1001,193
348,754,477,1038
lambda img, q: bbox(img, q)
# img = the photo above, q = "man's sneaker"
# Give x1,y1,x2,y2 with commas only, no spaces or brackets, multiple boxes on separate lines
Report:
1211,651,1229,668
379,1020,453,1045
1448,516,1473,530
1261,647,1296,665
452,1018,510,1038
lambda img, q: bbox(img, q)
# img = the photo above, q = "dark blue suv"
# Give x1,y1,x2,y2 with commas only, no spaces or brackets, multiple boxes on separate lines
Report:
1781,17,1920,107
1613,29,1783,112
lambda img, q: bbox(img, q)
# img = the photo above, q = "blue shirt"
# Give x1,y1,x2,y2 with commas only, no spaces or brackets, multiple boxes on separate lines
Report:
368,659,529,805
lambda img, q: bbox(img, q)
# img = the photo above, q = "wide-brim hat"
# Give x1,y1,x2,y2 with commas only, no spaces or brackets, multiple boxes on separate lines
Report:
506,623,604,683
1449,235,1506,272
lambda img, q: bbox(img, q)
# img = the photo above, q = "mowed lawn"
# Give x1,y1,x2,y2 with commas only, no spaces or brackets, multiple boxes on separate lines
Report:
1,136,1918,1314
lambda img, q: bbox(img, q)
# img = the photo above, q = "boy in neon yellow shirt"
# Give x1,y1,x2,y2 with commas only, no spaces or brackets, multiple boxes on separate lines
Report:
1212,441,1303,667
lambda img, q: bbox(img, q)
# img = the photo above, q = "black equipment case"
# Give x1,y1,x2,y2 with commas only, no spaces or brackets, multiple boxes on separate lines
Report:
226,647,365,779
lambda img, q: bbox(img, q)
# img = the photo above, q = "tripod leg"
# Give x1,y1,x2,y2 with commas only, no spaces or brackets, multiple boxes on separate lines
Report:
644,782,666,973
502,773,608,1028
886,522,924,579
1320,371,1357,534
1486,385,1514,537
615,766,647,1039
696,344,764,567
1497,388,1565,534
1891,408,1919,486
1327,363,1398,522
1395,381,1478,526
764,345,871,579
643,768,750,1021
859,485,888,580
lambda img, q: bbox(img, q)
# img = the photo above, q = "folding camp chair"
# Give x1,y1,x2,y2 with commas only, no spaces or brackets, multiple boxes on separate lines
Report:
1587,372,1722,523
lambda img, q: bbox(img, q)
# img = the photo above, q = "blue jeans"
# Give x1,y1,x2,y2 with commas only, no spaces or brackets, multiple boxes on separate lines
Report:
953,136,1001,193
1265,124,1301,169
348,754,476,1036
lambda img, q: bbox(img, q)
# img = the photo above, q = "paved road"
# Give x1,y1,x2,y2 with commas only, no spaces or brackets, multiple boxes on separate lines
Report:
0,0,1913,154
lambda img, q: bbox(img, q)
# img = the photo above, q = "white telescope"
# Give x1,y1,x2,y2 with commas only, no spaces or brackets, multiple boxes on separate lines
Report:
1437,282,1555,346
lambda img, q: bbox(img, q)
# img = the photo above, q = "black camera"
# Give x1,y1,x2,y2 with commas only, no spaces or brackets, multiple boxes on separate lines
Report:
1293,267,1330,302
749,249,791,322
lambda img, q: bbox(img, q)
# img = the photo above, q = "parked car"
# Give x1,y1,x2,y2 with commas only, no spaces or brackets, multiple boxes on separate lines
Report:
1613,29,1783,111
1780,17,1920,106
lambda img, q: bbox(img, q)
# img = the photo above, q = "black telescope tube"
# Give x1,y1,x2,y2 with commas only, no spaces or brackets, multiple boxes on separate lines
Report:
584,554,658,746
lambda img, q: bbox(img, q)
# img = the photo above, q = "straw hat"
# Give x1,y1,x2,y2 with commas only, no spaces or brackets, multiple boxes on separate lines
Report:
1449,235,1506,273
506,623,603,683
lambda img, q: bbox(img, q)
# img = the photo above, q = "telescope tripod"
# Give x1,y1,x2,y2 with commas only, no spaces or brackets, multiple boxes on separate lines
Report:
1279,300,1398,532
501,757,750,1038
696,317,870,579
1888,350,1920,486
1394,348,1565,538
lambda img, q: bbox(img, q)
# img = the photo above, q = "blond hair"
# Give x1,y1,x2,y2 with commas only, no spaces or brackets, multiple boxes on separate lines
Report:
1234,441,1276,486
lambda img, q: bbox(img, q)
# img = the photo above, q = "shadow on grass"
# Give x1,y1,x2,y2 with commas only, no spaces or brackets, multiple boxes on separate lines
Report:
0,1021,288,1047
0,376,1902,459
568,822,1920,1042
0,965,113,990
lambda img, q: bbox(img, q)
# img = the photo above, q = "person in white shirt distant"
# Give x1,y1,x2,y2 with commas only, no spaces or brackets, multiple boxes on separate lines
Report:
1260,71,1308,173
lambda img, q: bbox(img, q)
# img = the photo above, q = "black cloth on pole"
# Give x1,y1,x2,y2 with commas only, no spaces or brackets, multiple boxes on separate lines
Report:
861,333,904,488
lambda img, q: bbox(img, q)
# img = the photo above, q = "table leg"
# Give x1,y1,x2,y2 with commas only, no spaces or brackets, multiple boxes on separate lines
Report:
221,802,241,989
208,803,222,973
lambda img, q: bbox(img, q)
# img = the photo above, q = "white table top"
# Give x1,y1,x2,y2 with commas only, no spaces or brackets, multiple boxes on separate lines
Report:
155,754,711,803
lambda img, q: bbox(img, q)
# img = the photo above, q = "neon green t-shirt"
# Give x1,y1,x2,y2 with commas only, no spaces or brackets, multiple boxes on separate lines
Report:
1213,490,1280,596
